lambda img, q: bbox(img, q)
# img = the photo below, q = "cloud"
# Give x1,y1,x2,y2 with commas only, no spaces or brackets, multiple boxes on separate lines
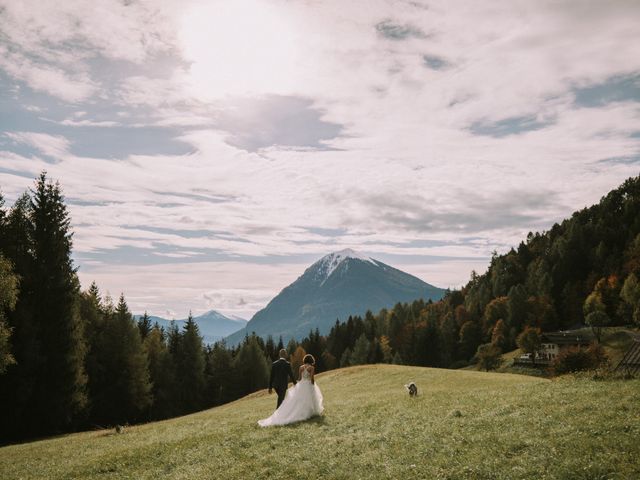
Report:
4,131,71,161
0,46,98,102
219,95,344,151
2,0,640,319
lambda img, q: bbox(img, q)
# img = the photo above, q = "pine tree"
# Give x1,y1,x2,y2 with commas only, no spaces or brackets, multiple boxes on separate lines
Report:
265,335,276,361
144,326,176,419
458,321,482,361
340,347,352,367
137,311,152,340
206,340,234,405
0,255,18,373
232,335,269,397
176,312,206,413
92,294,151,424
29,173,88,434
0,194,37,439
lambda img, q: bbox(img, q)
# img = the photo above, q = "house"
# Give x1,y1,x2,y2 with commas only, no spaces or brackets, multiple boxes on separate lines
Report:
515,330,593,366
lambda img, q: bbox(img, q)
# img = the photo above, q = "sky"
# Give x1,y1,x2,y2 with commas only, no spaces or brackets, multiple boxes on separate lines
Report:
1,0,639,320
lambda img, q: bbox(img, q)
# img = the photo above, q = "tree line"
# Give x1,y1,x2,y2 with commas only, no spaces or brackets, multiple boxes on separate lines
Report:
2,173,640,442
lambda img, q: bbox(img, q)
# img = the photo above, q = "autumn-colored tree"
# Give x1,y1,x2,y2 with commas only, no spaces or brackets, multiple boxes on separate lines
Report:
290,345,307,374
583,283,610,342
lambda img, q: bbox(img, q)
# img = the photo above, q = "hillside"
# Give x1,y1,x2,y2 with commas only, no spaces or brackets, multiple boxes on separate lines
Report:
1,365,638,479
229,249,444,344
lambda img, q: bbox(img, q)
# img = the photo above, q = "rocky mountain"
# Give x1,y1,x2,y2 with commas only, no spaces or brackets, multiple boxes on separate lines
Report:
227,249,445,344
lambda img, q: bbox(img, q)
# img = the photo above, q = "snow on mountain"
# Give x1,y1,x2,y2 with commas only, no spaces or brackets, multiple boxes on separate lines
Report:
313,248,377,284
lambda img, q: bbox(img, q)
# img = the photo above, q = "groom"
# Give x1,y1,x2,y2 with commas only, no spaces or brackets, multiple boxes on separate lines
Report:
268,349,297,409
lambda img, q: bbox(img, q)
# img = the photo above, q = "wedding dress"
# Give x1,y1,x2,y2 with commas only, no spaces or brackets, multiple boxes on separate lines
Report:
258,366,324,427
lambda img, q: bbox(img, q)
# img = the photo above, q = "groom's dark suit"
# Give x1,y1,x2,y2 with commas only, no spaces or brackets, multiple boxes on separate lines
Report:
269,358,296,408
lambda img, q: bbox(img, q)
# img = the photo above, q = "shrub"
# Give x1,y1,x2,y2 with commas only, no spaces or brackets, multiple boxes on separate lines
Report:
551,343,608,375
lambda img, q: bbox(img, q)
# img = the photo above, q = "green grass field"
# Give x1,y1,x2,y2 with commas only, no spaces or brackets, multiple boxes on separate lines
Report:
1,365,639,479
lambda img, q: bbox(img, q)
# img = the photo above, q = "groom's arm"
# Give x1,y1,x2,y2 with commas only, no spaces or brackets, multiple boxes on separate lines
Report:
268,364,275,392
288,364,296,385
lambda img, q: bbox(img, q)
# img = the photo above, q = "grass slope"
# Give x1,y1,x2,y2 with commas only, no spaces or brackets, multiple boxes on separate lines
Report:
1,365,639,479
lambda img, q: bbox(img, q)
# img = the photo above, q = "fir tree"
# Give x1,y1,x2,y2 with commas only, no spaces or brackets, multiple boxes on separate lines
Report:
206,340,234,404
176,312,206,413
92,294,151,424
144,326,176,419
340,347,352,367
0,194,36,439
232,335,269,397
0,256,18,373
29,173,88,434
137,311,152,340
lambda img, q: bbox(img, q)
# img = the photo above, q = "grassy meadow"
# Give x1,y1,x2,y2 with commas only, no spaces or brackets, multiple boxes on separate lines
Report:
1,364,639,480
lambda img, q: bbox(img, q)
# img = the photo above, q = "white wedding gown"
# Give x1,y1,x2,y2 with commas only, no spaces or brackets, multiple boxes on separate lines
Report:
258,366,324,427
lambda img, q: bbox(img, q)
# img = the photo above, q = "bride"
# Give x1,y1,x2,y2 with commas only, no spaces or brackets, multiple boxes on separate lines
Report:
258,354,324,427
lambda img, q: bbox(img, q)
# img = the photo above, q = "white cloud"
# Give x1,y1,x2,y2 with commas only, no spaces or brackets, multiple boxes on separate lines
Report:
4,131,72,161
1,0,640,318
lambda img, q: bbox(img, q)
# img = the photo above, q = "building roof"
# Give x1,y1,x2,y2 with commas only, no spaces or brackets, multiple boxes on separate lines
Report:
541,331,593,345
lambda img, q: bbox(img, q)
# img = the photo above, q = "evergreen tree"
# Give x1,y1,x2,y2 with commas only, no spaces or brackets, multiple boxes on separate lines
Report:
29,173,88,434
350,334,370,366
391,351,403,365
0,194,36,439
232,335,269,397
265,335,276,361
144,326,176,419
340,347,352,367
206,340,234,405
176,312,206,413
506,285,528,331
0,256,18,373
286,337,297,355
92,294,151,424
137,311,152,340
458,321,482,361
438,313,457,367
321,350,338,370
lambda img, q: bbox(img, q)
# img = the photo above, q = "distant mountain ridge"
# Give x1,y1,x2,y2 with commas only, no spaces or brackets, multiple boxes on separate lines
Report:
227,249,445,344
134,310,247,344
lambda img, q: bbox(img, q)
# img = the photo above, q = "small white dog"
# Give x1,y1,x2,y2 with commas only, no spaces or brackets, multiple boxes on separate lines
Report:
404,382,418,397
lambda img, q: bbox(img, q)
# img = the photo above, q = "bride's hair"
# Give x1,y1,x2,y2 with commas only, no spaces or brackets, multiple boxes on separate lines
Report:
303,354,315,365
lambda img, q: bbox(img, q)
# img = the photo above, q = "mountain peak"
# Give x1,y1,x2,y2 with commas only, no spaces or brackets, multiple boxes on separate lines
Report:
226,249,445,344
315,248,375,283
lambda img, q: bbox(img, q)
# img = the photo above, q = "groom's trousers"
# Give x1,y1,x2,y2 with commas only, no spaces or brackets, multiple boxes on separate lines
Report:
275,387,286,408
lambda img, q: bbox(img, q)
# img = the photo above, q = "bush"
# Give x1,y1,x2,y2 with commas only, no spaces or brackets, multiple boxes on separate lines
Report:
551,343,608,375
475,343,502,371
